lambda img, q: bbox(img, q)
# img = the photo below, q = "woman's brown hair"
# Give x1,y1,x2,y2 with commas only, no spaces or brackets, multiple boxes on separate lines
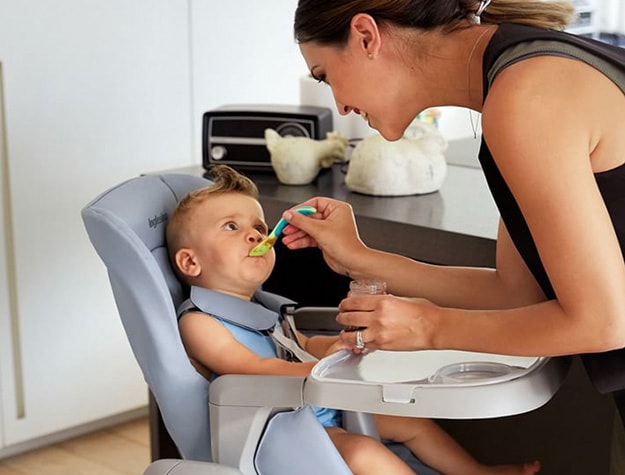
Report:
294,0,576,45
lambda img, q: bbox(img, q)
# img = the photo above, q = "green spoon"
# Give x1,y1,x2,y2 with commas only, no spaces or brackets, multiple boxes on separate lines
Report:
249,205,317,257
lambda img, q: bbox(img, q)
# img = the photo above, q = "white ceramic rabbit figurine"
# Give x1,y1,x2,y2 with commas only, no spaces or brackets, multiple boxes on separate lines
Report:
265,129,348,185
345,120,447,196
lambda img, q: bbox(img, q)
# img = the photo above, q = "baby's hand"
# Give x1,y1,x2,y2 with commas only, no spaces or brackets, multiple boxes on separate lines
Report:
324,338,352,357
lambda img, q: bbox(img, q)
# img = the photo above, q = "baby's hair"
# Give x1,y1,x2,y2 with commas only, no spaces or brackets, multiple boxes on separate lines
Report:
166,165,259,274
201,164,259,199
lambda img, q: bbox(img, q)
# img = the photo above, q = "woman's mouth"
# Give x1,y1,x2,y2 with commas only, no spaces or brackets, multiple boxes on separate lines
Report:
353,107,368,122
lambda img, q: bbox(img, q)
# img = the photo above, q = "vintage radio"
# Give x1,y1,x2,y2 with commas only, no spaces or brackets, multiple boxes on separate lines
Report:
202,104,333,171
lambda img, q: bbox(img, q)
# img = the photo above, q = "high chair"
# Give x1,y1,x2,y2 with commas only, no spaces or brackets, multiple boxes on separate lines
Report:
81,173,441,475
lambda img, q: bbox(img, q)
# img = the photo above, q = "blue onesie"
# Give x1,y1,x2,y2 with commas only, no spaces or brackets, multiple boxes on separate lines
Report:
177,285,341,428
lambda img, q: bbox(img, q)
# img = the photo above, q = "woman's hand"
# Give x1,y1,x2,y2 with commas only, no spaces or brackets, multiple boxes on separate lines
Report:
337,294,440,351
281,197,368,276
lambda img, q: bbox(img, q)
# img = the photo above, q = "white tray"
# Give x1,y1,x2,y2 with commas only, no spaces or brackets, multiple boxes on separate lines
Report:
305,349,570,419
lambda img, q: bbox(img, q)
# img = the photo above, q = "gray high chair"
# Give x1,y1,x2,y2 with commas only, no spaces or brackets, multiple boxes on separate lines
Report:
81,173,440,475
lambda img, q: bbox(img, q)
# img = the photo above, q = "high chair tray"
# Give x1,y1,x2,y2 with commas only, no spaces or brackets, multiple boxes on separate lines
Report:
305,350,570,419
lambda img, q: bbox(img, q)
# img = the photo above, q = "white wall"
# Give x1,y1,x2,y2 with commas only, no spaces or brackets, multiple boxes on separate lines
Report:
597,0,625,33
190,0,308,162
0,0,194,448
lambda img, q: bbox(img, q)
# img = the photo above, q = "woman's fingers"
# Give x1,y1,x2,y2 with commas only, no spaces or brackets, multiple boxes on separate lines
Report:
281,228,319,249
340,328,373,353
337,296,436,351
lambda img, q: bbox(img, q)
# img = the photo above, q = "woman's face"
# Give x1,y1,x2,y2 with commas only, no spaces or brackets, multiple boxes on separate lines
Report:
299,20,420,141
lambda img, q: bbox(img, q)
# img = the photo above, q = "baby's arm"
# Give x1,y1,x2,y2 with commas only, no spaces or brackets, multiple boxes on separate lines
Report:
297,333,350,359
179,311,315,377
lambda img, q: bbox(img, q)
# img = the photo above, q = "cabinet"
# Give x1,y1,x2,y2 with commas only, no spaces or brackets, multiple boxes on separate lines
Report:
0,63,8,453
0,0,194,452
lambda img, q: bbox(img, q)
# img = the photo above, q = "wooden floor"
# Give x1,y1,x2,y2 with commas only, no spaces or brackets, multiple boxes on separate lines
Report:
0,417,150,475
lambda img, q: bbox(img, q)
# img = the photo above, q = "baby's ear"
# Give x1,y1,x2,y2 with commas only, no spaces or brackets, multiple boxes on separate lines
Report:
175,248,201,277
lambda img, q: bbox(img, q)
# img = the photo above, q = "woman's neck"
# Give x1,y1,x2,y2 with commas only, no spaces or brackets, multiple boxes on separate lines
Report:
405,24,498,112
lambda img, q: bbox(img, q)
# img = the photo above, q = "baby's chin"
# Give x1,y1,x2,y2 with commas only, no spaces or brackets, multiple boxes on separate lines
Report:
248,253,275,270
244,271,274,291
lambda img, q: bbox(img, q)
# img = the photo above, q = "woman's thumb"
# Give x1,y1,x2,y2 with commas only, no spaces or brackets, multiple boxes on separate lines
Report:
284,209,303,225
283,208,314,232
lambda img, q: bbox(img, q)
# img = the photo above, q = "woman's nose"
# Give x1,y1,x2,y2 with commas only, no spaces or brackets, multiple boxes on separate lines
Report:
336,101,352,116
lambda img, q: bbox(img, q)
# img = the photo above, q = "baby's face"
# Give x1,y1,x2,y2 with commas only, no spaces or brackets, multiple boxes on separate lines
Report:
188,193,275,299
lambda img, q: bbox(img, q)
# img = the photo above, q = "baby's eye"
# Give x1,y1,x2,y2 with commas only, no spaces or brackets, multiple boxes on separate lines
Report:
224,222,238,231
255,225,268,235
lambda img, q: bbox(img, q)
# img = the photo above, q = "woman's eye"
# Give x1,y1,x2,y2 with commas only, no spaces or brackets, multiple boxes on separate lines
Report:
224,222,238,231
316,74,328,85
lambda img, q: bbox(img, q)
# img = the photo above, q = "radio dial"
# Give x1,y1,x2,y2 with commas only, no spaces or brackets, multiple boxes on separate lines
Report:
210,146,227,161
276,122,310,138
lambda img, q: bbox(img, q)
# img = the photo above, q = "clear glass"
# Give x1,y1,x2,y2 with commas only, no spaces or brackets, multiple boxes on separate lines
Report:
348,279,387,296
345,280,386,332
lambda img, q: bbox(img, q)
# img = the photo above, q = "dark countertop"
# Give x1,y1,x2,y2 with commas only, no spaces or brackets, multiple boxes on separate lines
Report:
167,137,499,267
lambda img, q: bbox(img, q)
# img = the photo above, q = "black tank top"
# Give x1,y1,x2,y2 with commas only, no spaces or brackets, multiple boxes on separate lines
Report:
480,23,625,393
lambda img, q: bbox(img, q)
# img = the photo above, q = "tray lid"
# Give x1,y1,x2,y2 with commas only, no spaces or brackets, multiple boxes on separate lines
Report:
311,349,542,387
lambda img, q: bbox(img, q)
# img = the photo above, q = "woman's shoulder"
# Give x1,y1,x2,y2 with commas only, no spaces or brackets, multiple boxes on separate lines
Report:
481,57,596,166
484,55,568,116
487,23,625,87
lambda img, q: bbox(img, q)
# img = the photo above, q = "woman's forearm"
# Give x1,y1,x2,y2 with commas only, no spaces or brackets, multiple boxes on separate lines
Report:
433,299,624,356
349,248,526,309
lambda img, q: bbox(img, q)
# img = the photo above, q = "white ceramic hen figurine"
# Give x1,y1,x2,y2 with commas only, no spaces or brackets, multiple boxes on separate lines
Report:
345,120,448,196
265,129,348,185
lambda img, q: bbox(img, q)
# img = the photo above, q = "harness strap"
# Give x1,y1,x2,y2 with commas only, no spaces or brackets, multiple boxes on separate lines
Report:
179,285,317,362
269,325,318,363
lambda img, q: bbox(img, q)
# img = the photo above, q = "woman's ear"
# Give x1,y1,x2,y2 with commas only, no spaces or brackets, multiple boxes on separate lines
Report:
175,248,201,277
350,13,382,58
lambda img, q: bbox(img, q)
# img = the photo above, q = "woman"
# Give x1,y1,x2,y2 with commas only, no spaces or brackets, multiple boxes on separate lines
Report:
282,0,625,471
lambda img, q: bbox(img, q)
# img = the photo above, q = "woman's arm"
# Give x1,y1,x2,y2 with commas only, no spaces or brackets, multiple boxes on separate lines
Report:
282,201,546,311
477,55,625,354
336,56,625,357
336,220,546,310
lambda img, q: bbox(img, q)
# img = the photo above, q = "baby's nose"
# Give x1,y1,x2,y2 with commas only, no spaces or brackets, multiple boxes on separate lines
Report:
247,229,264,243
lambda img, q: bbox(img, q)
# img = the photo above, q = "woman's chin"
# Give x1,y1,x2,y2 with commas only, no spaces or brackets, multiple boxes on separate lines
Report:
378,128,405,142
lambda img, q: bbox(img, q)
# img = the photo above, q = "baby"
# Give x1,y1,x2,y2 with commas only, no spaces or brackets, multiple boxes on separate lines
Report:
166,164,540,475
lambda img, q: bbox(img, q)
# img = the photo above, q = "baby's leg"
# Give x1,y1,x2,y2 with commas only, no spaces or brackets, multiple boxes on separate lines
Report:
374,415,540,475
325,427,415,475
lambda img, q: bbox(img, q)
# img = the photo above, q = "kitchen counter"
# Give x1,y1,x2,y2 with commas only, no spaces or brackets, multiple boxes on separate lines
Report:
168,137,497,268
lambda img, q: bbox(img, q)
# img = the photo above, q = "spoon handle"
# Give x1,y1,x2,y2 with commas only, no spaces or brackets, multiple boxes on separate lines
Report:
272,205,316,238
